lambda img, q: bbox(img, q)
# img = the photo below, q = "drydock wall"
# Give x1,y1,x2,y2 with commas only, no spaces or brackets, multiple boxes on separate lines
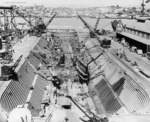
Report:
1,29,150,118
86,38,150,114
0,36,49,116
0,29,79,116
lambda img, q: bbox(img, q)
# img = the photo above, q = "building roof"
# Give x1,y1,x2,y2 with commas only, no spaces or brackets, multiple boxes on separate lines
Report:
122,19,150,34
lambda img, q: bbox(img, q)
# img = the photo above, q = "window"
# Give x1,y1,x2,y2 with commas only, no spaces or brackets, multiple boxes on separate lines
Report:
139,32,142,37
135,31,138,35
142,32,144,38
147,45,150,52
144,33,147,39
129,29,132,33
133,30,136,35
147,34,150,39
137,31,140,36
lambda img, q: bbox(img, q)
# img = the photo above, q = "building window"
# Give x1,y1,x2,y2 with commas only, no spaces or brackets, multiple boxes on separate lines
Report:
131,30,134,34
127,28,129,32
139,32,142,37
137,31,140,36
134,30,136,35
144,33,147,39
131,29,133,33
147,34,150,39
141,32,144,37
128,29,130,33
136,31,138,35
147,45,150,52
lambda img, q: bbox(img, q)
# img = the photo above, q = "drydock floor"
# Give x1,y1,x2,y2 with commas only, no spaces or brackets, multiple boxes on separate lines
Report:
1,28,150,122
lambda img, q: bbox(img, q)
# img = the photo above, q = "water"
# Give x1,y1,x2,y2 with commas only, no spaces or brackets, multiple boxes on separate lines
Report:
0,17,113,30
48,17,113,30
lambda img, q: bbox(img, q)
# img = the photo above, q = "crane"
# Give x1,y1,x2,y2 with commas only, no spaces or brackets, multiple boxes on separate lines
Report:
78,14,107,38
93,13,101,35
78,15,111,48
14,7,57,36
27,13,57,36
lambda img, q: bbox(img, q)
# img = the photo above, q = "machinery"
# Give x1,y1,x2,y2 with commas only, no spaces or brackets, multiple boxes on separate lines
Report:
0,55,22,81
111,19,124,32
100,37,111,48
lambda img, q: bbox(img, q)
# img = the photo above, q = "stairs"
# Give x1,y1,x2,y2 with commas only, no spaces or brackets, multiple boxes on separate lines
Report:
119,75,150,112
0,80,29,112
95,78,122,114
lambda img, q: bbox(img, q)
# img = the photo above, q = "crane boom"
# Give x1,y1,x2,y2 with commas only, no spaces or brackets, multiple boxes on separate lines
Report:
45,13,57,28
78,15,93,32
78,15,102,44
94,14,101,31
14,10,33,27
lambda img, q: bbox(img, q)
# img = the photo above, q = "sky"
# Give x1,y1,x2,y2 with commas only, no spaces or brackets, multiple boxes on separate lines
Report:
0,0,148,8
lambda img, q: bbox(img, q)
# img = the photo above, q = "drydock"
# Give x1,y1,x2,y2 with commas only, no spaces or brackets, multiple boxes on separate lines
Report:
1,6,150,122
